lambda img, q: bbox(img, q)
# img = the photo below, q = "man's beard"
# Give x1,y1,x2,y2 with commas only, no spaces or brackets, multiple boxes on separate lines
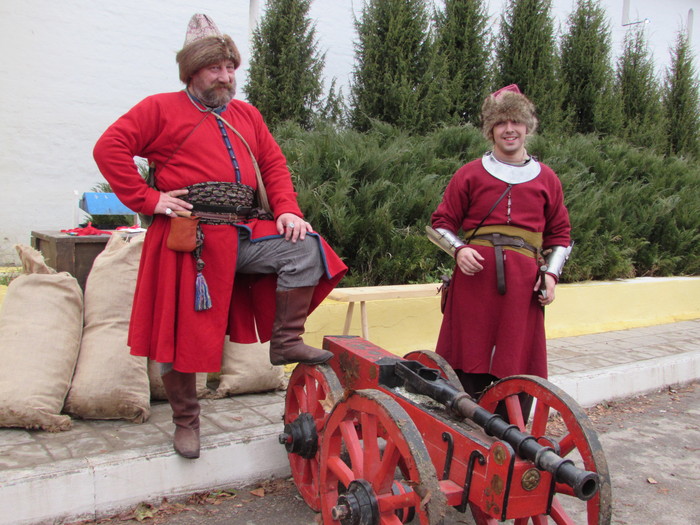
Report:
198,82,235,107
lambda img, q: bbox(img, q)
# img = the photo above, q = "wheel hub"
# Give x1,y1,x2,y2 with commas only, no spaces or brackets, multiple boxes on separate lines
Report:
278,412,318,459
331,479,379,525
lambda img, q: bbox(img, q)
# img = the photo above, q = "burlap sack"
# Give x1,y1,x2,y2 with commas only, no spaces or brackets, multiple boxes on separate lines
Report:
214,340,285,397
64,233,151,423
0,245,83,431
147,360,210,400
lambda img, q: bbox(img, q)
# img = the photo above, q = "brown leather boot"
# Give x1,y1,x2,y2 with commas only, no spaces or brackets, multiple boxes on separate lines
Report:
161,370,200,459
269,287,333,366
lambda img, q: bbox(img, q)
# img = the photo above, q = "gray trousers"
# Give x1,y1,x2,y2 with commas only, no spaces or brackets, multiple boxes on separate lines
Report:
161,232,324,376
235,231,325,290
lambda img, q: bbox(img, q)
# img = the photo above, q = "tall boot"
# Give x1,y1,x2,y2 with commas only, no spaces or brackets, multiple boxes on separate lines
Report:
455,371,497,401
161,370,200,459
269,286,333,366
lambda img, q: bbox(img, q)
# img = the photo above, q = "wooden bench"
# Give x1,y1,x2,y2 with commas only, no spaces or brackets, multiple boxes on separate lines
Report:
327,283,440,339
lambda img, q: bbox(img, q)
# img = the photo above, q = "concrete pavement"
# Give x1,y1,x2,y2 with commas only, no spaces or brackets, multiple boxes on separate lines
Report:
1,319,699,525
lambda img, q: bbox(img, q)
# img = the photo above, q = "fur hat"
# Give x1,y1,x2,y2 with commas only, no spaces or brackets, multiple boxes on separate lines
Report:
176,14,241,84
481,84,538,142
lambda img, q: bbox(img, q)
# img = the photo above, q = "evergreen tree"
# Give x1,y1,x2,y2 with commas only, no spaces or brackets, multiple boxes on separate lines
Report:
244,0,324,129
615,28,666,151
494,0,565,133
560,0,621,135
663,30,700,157
432,0,491,126
318,79,346,126
349,0,433,133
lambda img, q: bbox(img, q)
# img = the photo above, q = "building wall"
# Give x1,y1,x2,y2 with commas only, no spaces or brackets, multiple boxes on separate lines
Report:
0,1,252,264
0,0,697,264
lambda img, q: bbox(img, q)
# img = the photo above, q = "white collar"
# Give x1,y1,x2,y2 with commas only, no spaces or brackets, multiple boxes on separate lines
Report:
481,151,541,184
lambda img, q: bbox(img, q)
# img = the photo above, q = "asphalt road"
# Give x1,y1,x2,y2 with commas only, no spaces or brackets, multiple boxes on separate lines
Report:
73,381,699,525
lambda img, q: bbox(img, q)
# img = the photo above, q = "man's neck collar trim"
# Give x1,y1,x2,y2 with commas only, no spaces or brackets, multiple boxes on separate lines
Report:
481,151,541,184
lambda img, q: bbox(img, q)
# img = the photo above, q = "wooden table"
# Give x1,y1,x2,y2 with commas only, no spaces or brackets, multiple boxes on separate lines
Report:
30,230,113,290
328,283,440,339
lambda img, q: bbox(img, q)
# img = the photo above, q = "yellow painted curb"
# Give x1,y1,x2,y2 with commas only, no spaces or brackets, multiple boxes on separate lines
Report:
544,276,700,337
305,276,700,355
1,276,697,356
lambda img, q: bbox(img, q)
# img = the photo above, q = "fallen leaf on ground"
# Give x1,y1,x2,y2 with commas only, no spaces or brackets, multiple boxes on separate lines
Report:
250,488,265,498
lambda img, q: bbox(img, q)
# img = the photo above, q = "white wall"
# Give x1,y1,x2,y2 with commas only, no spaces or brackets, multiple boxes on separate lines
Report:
0,0,252,264
1,0,697,264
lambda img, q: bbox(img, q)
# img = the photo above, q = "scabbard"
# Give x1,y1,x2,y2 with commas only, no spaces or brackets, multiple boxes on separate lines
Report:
494,245,506,295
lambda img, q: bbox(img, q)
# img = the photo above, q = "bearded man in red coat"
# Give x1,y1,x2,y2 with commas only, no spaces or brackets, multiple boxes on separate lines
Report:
93,14,346,459
428,85,572,421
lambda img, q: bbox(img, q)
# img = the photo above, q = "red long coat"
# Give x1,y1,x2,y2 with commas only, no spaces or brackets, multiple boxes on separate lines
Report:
93,92,347,372
431,157,570,379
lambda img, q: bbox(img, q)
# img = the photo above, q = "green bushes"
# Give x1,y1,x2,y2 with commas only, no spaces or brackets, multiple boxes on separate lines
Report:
532,134,700,281
277,122,700,286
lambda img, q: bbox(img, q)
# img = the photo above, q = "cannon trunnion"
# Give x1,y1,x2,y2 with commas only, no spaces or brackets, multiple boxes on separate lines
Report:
280,336,612,524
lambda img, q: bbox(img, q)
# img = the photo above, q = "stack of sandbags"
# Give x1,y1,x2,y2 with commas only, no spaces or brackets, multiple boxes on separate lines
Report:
64,233,151,422
0,245,83,431
213,339,285,397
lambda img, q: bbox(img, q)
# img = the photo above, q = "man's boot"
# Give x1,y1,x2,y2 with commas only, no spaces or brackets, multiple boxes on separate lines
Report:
269,286,333,365
161,370,200,459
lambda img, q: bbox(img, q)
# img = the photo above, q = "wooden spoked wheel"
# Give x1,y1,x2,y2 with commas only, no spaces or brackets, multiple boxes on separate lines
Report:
476,375,612,525
319,389,446,525
283,363,344,512
403,350,464,392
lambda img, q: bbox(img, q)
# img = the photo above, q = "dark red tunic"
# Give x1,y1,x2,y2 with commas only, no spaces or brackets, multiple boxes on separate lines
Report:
94,92,347,372
431,157,570,379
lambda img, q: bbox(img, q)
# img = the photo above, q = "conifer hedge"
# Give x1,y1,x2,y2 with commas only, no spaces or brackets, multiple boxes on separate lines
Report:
275,121,700,286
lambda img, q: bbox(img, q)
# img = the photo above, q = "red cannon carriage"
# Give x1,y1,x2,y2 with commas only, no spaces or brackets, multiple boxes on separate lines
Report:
279,335,611,524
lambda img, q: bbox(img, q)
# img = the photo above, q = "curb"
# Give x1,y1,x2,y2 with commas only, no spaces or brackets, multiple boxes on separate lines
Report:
3,425,289,525
550,350,700,407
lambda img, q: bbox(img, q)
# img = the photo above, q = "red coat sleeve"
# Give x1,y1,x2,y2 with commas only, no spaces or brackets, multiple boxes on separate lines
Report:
93,96,164,215
431,164,471,234
541,166,571,249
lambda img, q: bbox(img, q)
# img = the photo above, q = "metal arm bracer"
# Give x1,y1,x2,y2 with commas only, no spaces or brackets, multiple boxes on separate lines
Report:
426,226,465,258
544,243,574,279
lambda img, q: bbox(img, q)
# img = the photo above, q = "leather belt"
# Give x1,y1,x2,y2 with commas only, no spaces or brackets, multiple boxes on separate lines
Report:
470,233,539,295
472,232,538,253
193,211,248,223
192,204,253,215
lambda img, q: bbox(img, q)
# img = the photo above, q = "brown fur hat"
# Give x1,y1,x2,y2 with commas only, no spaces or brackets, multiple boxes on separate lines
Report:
176,14,241,84
481,85,538,142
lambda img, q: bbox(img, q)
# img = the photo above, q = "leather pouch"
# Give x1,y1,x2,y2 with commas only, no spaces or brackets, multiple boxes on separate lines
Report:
166,216,199,252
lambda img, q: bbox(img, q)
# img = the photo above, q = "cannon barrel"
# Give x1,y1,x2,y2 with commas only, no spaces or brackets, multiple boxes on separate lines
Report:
394,360,599,501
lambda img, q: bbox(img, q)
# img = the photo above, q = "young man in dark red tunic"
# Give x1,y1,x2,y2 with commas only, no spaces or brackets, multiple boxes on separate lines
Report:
93,14,346,459
428,85,572,416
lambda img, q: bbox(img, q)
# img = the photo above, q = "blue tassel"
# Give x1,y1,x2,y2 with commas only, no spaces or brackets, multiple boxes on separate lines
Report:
195,271,212,311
